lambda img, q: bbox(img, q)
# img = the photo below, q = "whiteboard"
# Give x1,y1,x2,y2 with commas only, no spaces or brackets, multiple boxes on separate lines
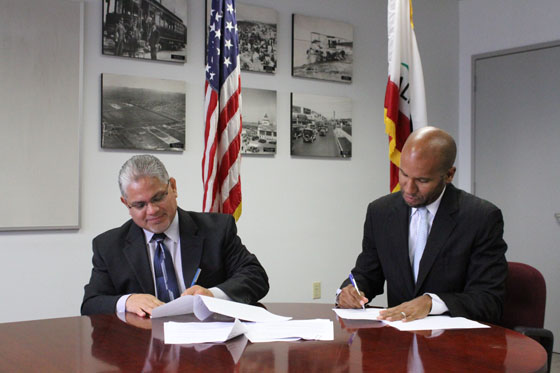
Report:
0,0,81,230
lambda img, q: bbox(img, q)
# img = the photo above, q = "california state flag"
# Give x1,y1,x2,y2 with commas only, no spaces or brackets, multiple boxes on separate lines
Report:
384,0,427,192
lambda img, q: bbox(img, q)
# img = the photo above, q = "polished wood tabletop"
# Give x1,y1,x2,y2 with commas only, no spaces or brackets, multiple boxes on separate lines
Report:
0,303,547,372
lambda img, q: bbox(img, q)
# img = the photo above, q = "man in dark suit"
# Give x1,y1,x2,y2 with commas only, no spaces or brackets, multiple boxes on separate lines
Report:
147,22,160,60
81,155,269,316
337,127,507,323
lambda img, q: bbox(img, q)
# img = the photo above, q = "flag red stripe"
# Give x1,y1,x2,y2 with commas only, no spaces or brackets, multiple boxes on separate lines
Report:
216,81,241,140
202,87,219,211
384,77,400,124
222,177,242,214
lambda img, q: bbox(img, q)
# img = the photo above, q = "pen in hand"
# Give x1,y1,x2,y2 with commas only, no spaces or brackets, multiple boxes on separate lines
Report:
349,273,365,310
190,268,201,287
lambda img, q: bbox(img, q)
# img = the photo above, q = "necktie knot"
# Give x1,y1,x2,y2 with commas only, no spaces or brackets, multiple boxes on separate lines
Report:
152,233,167,244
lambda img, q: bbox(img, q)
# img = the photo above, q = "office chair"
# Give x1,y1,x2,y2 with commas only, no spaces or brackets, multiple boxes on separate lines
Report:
500,261,554,373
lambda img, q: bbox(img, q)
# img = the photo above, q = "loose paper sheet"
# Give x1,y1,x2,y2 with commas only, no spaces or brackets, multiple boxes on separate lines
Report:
383,316,490,331
333,308,383,320
333,309,489,331
152,295,291,322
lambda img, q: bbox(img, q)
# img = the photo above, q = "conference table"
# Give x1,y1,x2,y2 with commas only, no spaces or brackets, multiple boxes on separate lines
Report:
0,303,547,372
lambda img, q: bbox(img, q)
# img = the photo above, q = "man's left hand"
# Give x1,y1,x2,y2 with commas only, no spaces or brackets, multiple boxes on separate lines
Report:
181,285,214,297
377,294,432,322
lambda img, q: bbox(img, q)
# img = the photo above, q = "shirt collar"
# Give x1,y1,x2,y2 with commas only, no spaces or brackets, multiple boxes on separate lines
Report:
411,185,446,218
143,211,180,244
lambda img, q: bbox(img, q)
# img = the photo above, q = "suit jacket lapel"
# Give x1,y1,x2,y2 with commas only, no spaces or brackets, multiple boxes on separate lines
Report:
390,199,416,297
177,209,204,287
123,223,155,294
415,185,458,294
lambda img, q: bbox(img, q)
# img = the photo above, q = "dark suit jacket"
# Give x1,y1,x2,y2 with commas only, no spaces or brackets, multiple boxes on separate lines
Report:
343,184,507,323
81,209,269,315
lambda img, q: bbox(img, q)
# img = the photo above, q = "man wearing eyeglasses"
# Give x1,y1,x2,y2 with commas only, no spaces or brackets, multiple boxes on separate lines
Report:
81,155,269,316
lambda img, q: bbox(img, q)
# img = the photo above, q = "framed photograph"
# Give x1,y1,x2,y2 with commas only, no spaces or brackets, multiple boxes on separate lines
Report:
206,1,277,73
292,14,353,83
291,93,352,158
102,0,187,63
241,88,277,155
101,73,186,152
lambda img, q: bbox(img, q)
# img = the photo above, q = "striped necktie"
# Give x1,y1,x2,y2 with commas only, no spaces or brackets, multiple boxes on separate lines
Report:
152,233,180,302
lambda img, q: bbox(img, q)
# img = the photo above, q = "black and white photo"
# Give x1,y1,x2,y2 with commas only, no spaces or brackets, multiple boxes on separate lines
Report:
101,73,186,152
292,14,353,83
241,88,277,155
291,93,352,158
103,0,187,63
206,2,277,73
237,3,278,73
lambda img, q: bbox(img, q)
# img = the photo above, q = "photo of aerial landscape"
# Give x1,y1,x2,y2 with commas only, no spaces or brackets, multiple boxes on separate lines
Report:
101,73,186,151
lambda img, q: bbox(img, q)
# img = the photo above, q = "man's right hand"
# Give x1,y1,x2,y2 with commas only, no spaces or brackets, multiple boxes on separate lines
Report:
336,284,369,309
125,294,164,317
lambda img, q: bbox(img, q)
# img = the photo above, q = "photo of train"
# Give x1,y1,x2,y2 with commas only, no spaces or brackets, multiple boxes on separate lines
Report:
103,0,187,63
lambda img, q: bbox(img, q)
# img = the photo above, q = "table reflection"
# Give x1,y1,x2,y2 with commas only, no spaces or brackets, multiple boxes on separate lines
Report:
89,313,245,371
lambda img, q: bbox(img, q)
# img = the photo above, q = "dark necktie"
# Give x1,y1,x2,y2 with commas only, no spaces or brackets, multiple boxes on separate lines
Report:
152,233,180,302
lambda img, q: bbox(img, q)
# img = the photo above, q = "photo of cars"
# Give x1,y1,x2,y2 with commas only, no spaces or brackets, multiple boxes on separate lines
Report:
291,93,352,158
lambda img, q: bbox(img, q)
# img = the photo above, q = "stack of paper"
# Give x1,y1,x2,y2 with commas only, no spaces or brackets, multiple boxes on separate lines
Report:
154,295,334,344
164,319,248,344
163,318,334,344
244,319,334,343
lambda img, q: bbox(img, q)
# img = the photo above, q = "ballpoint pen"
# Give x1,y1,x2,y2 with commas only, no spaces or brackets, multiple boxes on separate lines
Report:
190,268,201,287
349,273,365,310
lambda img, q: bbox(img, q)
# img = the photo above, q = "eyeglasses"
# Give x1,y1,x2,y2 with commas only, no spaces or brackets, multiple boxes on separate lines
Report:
126,180,170,211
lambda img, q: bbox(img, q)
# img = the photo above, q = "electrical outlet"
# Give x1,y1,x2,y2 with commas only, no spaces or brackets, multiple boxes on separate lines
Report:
312,281,321,299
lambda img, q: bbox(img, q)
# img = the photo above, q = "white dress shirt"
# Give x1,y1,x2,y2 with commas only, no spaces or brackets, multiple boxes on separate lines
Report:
408,186,449,315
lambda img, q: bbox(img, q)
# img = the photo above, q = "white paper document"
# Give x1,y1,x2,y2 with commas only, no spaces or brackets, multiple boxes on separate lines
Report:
152,295,195,318
164,318,248,344
333,308,383,320
196,296,291,322
333,309,489,331
163,318,334,344
152,294,291,322
244,319,334,343
383,316,490,331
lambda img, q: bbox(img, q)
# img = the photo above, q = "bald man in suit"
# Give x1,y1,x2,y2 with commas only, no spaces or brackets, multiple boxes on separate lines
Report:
338,127,507,323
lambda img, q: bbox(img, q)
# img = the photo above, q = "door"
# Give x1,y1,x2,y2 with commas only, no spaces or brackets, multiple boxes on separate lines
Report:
474,42,560,349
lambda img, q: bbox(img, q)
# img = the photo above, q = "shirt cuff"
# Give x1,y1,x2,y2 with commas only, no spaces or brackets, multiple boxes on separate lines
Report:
210,287,232,301
116,294,132,313
426,293,449,315
335,288,342,305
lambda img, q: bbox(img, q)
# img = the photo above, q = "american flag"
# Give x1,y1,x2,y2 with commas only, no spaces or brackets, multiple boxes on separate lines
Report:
202,0,242,220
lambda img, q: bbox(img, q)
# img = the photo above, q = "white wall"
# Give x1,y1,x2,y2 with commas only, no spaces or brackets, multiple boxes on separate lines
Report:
0,0,458,323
